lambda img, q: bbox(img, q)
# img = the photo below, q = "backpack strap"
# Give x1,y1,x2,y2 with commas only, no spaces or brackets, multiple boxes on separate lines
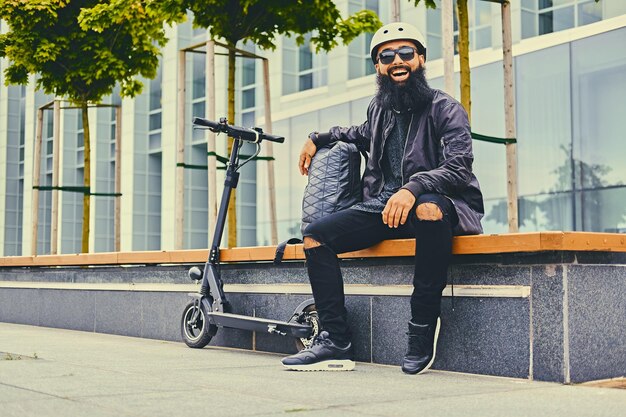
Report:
273,238,303,264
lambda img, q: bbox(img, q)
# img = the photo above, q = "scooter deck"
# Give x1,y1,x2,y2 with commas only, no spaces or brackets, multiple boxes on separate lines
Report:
206,311,313,338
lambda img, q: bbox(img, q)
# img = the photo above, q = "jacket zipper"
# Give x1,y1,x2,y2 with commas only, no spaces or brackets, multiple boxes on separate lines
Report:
441,136,448,160
400,114,414,185
379,116,394,192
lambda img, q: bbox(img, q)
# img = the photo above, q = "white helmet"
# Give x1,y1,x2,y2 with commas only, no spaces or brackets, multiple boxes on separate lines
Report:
369,22,427,64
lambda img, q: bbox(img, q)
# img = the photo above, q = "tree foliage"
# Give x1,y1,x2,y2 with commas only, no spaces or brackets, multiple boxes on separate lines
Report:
408,0,471,119
187,0,381,53
411,0,600,120
184,0,381,247
0,0,185,102
409,0,437,8
0,0,185,253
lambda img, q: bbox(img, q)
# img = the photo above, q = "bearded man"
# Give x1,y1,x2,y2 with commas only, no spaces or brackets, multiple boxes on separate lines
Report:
282,22,484,374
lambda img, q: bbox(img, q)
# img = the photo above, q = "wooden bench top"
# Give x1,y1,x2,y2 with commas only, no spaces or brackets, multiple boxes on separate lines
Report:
1,232,624,268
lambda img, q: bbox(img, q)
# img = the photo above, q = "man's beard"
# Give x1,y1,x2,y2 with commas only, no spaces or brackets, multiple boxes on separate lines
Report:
376,66,434,113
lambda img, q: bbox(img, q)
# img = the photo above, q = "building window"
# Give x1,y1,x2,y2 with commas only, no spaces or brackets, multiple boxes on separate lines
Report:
240,41,257,127
521,0,602,39
37,100,54,254
148,64,162,152
134,60,162,250
348,0,379,79
185,50,209,249
3,86,25,255
61,111,85,253
93,90,120,253
282,34,328,95
426,0,494,61
237,42,258,247
147,62,162,250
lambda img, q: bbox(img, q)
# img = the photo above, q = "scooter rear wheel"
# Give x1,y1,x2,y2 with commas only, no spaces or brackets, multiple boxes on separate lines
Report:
181,300,215,348
291,303,320,351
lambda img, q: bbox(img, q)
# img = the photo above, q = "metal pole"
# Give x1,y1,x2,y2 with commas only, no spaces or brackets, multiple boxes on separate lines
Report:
114,105,122,251
442,0,455,96
51,100,61,254
391,0,401,22
176,50,186,249
31,108,44,256
262,59,278,245
502,0,519,232
206,40,218,241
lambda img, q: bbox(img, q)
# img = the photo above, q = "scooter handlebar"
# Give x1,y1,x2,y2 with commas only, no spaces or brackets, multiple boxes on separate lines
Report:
192,117,284,143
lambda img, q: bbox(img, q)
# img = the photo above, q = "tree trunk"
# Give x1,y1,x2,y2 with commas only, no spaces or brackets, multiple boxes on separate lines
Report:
227,44,237,248
81,102,91,253
502,0,519,232
32,108,44,256
457,0,471,122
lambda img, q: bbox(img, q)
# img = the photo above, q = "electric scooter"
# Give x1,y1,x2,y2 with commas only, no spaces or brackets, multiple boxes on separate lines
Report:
181,117,319,351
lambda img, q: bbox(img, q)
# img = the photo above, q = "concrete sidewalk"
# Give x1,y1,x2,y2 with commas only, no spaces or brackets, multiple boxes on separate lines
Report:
0,323,624,417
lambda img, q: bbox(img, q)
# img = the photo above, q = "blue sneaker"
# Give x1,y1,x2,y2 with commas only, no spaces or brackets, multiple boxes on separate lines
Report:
282,331,355,371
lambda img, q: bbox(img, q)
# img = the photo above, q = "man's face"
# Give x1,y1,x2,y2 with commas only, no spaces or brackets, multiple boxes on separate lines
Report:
375,40,424,85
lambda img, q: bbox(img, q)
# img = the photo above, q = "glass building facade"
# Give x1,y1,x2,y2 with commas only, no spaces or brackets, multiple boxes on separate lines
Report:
1,1,625,255
485,27,626,233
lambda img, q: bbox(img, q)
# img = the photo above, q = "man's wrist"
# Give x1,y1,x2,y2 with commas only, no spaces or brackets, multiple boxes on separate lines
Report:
309,131,332,147
401,183,425,198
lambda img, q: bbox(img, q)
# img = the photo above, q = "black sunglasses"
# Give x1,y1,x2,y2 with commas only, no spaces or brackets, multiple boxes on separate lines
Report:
378,47,417,65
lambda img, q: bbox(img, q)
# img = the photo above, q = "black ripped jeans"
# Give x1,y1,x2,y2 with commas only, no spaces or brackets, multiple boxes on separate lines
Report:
303,193,458,345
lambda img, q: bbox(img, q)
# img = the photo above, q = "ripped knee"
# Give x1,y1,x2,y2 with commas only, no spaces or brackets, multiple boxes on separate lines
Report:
303,236,322,249
415,202,443,221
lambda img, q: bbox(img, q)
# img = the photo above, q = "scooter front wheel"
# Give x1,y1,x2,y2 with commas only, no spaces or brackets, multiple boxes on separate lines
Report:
181,300,216,348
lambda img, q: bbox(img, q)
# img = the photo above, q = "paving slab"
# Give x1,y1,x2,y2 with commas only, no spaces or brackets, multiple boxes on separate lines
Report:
0,323,624,417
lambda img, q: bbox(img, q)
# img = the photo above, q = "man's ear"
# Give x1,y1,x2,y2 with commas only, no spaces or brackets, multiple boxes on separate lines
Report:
418,55,425,67
375,63,380,73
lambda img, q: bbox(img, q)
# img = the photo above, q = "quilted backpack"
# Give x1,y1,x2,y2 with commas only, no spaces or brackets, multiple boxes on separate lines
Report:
300,141,364,234
274,141,365,264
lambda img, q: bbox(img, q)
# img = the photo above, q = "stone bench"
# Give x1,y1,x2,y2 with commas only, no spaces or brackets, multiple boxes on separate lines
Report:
1,231,624,383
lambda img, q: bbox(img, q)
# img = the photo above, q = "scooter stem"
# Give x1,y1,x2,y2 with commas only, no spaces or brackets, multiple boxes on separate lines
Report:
201,138,242,305
208,138,242,263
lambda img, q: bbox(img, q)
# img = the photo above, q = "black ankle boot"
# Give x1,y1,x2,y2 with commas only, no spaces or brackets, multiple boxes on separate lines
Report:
401,318,441,375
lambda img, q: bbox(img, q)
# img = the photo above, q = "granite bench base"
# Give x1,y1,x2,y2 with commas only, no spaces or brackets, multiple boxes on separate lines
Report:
1,251,624,383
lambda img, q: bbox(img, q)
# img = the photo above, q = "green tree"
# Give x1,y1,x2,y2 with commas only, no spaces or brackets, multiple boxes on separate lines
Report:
412,0,601,122
456,0,471,121
184,0,381,247
0,0,185,253
408,0,471,119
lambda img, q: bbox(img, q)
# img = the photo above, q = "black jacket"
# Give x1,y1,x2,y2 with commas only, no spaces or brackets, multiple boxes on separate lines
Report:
312,89,484,235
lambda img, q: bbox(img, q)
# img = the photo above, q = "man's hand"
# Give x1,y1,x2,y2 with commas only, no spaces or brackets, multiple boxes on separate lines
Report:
382,189,416,228
298,138,317,175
